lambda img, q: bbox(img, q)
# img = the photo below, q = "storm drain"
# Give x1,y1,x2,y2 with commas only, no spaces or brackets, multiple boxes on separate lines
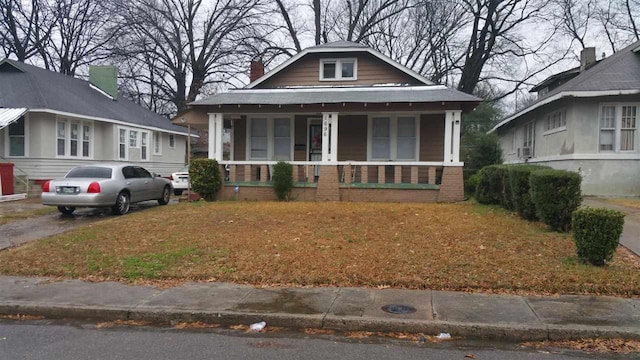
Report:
381,304,416,314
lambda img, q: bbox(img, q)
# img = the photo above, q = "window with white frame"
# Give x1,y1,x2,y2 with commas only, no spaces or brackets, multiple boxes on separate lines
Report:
169,134,175,148
273,118,291,161
57,118,92,158
523,121,534,156
546,109,566,131
119,128,127,159
249,118,268,160
8,116,25,156
369,116,418,161
129,130,138,147
599,104,638,152
141,132,148,160
320,58,357,81
153,132,161,155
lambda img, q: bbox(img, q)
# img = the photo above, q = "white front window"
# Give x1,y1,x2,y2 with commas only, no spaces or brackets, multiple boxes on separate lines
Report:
153,131,162,155
247,117,294,161
56,118,92,158
129,130,138,147
249,118,268,160
368,116,419,161
320,58,357,81
545,109,566,131
273,118,291,161
141,132,149,160
118,128,127,160
8,116,26,157
169,134,175,149
599,104,638,152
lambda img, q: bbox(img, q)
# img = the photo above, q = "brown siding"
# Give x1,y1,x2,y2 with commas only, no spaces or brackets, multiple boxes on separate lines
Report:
420,114,444,162
337,115,367,161
233,117,246,161
294,115,308,161
258,52,421,88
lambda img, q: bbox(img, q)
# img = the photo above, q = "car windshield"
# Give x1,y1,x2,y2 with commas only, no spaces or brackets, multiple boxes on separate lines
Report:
66,167,112,179
178,166,188,172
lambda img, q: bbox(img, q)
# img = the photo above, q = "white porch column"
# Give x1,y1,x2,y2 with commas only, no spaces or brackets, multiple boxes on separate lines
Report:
322,112,338,162
444,111,454,162
452,110,462,163
208,113,224,161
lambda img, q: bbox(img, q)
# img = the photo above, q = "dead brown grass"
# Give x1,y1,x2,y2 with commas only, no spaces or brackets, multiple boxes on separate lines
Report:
522,338,640,354
0,201,638,296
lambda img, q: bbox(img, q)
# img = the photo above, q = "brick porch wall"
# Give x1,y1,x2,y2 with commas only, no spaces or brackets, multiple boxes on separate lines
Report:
437,166,464,202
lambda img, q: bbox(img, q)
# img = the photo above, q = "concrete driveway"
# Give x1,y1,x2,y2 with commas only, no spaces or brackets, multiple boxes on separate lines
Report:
582,197,640,256
0,198,179,250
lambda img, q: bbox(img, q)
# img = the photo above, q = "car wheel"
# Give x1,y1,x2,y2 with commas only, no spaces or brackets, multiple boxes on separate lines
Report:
173,189,183,196
57,206,76,215
112,191,130,215
158,186,171,205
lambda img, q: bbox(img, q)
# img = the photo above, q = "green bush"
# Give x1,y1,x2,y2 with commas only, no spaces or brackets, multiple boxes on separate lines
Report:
189,159,222,201
498,167,513,210
572,207,625,266
465,173,480,196
476,165,509,206
530,169,582,231
272,161,294,201
508,165,550,220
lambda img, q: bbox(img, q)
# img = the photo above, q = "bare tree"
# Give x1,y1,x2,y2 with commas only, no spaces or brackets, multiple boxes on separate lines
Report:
0,0,55,62
554,0,596,50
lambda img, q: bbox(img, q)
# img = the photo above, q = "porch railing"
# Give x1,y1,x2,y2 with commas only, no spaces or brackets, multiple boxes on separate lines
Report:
222,161,444,187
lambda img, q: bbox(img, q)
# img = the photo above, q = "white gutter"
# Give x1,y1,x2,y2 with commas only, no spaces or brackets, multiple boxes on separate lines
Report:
489,89,640,133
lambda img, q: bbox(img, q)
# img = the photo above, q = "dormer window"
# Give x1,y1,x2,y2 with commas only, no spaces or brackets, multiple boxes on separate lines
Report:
320,58,357,81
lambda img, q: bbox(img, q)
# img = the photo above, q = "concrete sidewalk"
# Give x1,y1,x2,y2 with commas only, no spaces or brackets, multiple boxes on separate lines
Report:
0,276,638,342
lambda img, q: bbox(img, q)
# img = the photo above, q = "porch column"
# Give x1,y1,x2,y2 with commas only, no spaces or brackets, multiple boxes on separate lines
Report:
452,110,462,163
322,112,339,162
208,113,224,161
444,111,453,163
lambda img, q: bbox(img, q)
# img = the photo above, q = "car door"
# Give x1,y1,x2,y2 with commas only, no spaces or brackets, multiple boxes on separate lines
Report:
133,166,155,201
122,166,145,203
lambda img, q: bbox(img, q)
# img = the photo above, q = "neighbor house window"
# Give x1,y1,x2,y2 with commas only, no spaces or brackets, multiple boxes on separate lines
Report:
129,130,138,147
545,109,566,131
169,134,175,148
249,118,268,159
141,132,148,160
273,118,291,161
599,104,638,152
57,118,92,158
118,128,127,160
369,116,418,161
8,116,25,156
521,121,534,157
153,132,161,155
320,58,357,81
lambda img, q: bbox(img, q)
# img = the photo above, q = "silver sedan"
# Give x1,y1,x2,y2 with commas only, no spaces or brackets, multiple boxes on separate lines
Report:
41,163,173,215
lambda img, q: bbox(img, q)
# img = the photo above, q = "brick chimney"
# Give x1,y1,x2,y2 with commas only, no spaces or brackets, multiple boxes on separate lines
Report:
580,47,596,72
250,61,264,82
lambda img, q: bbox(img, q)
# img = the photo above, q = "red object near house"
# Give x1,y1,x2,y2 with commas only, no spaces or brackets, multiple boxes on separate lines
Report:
0,163,14,195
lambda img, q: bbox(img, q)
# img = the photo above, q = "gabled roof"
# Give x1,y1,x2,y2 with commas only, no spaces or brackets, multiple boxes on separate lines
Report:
0,58,190,135
245,41,434,89
491,40,640,133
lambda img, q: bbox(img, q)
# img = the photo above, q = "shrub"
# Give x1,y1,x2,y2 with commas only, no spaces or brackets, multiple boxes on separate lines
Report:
508,165,550,220
272,161,294,201
572,207,625,266
498,167,513,210
475,165,509,206
465,173,480,196
530,169,582,231
189,159,222,201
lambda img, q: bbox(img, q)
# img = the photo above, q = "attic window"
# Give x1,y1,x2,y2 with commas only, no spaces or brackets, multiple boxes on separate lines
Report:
320,58,357,81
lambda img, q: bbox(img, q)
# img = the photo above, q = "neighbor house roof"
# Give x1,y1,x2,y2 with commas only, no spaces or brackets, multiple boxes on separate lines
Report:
491,40,640,133
0,107,27,130
245,41,434,89
190,85,481,106
0,59,190,135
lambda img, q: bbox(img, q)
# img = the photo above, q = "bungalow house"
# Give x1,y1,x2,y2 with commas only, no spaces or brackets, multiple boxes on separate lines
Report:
175,41,481,202
491,40,640,196
0,59,191,196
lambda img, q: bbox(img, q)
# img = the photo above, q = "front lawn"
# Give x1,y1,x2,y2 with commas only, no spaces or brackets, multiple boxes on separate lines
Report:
0,202,638,296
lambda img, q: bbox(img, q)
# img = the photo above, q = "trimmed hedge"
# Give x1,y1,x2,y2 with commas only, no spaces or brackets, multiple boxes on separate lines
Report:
272,161,294,201
530,169,582,231
508,165,550,220
572,207,625,266
476,165,509,205
189,159,222,201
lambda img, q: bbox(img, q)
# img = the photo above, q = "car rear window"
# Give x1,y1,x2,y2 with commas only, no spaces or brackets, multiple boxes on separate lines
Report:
65,167,112,179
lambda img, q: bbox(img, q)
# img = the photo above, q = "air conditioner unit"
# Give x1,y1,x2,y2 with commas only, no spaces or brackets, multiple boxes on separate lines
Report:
521,147,532,159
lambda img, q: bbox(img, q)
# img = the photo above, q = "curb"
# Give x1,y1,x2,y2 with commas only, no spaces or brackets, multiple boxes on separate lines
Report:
2,302,640,342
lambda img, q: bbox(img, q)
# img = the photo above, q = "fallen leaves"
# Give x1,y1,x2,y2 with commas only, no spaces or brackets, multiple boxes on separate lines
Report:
522,338,640,354
95,320,152,328
0,314,44,321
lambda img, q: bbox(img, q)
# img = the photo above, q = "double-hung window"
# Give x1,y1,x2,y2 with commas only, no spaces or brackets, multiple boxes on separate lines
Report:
273,118,291,161
57,121,66,156
545,109,566,132
57,118,92,158
522,121,534,157
247,117,293,161
153,132,162,155
8,116,26,156
118,128,127,160
141,132,148,160
369,116,418,161
169,134,175,149
320,58,357,81
70,122,79,157
599,104,638,152
129,130,138,147
249,118,268,160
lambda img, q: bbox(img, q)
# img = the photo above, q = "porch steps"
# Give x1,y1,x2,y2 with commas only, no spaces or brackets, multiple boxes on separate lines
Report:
315,165,340,201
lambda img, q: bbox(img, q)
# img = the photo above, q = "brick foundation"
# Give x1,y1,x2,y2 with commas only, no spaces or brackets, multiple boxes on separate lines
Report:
437,166,464,202
315,165,340,201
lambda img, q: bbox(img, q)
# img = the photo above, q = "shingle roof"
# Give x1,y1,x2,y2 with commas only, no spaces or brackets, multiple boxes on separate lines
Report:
191,86,481,106
0,59,189,135
311,40,368,49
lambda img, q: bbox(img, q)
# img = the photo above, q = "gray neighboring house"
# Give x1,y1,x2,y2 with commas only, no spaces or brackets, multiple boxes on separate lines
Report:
491,41,640,196
0,59,190,195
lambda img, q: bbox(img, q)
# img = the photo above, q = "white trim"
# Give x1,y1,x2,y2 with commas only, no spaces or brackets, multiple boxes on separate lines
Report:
140,131,150,161
117,126,129,160
367,114,420,161
505,153,640,164
319,58,357,81
208,113,224,161
55,117,94,159
444,112,453,162
4,112,29,158
232,85,447,94
219,160,463,167
28,108,192,136
245,46,433,89
598,103,639,153
490,90,640,133
542,126,566,136
89,83,115,101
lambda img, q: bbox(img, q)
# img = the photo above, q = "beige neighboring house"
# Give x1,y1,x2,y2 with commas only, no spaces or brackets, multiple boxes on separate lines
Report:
175,41,481,202
0,59,191,198
491,41,640,196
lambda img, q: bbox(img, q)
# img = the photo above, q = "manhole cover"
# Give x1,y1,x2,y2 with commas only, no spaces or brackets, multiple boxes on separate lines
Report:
381,304,417,314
